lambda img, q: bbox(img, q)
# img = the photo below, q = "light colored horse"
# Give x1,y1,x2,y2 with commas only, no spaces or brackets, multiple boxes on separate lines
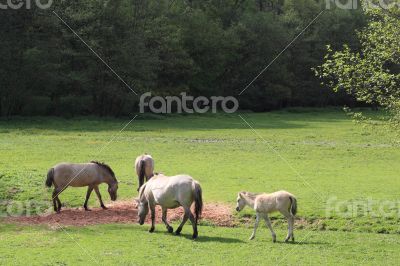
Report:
137,174,203,239
236,190,297,242
45,161,118,213
135,154,154,191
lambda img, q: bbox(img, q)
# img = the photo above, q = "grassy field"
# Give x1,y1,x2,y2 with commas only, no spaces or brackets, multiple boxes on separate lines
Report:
1,223,400,266
1,109,400,265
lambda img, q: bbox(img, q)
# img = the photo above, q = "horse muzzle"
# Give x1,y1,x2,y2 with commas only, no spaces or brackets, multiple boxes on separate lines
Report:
236,207,240,212
110,193,117,201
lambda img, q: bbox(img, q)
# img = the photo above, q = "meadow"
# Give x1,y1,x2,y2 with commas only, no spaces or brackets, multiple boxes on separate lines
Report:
1,109,400,265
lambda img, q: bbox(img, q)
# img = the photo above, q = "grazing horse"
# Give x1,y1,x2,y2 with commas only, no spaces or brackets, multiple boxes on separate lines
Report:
45,161,118,213
135,154,154,191
236,190,297,242
137,174,203,239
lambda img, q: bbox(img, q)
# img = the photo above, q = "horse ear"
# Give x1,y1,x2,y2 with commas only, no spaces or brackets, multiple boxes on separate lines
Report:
239,192,244,199
133,198,140,208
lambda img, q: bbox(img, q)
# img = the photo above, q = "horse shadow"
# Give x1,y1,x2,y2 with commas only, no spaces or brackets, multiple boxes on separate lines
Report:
190,235,245,243
153,231,245,243
179,235,327,245
274,240,329,245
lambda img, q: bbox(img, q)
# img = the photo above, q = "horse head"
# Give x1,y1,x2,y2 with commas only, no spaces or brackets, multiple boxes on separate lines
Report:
236,192,246,212
108,180,118,201
91,161,118,201
137,184,149,225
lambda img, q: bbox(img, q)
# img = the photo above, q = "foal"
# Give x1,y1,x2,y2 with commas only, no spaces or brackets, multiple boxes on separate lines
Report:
236,190,297,242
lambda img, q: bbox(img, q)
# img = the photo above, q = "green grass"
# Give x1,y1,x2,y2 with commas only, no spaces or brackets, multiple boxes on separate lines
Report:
1,223,399,265
1,109,400,264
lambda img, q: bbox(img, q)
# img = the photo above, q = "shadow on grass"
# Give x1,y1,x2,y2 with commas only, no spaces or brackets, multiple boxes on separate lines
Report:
192,235,245,243
274,240,329,245
0,110,353,132
151,230,245,243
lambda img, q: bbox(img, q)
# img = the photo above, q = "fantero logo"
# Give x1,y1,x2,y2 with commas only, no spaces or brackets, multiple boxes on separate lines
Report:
0,0,53,10
325,0,399,10
139,92,239,114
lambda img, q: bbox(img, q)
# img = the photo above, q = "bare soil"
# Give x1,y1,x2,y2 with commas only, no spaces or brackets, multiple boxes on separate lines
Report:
5,201,235,227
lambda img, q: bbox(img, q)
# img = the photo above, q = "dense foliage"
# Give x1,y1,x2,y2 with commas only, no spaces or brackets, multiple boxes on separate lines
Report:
0,0,366,117
317,2,400,127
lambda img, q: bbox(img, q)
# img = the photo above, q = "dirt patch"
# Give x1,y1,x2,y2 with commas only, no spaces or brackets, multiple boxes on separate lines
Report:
5,201,235,227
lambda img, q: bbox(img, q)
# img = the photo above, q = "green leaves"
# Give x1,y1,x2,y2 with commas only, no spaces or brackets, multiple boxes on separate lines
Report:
316,4,400,128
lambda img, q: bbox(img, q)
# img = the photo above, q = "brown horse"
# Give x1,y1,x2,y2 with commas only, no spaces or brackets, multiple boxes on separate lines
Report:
45,161,118,213
135,154,154,191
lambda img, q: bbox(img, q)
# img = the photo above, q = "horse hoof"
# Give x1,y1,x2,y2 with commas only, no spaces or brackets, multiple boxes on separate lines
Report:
175,231,181,236
249,236,255,240
101,206,108,210
149,228,155,233
85,208,91,211
192,234,198,239
167,227,174,233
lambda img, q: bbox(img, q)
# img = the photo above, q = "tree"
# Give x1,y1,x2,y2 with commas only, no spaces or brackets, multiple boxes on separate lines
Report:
0,0,368,117
0,8,34,117
316,3,400,127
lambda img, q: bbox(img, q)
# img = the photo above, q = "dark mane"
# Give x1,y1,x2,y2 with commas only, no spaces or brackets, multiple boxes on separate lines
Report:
91,161,116,179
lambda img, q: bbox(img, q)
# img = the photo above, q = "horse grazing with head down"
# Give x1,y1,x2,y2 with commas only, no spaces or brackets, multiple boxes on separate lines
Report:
236,190,297,243
45,161,118,213
135,154,154,191
137,173,203,239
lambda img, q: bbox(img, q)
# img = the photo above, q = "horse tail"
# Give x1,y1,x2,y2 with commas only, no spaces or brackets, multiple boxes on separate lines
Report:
45,168,54,187
193,181,203,224
138,160,146,190
289,196,297,216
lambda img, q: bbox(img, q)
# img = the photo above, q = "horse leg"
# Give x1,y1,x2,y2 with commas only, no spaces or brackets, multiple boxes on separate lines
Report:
52,190,58,212
149,205,156,233
249,212,261,240
52,188,62,213
187,208,198,239
289,216,295,242
83,186,94,211
281,210,292,243
56,197,62,213
94,186,107,209
175,207,190,236
263,214,276,243
162,207,173,233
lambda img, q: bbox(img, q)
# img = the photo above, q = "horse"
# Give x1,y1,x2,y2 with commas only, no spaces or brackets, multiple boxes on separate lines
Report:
135,154,154,191
236,190,297,242
45,161,118,213
137,174,203,239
